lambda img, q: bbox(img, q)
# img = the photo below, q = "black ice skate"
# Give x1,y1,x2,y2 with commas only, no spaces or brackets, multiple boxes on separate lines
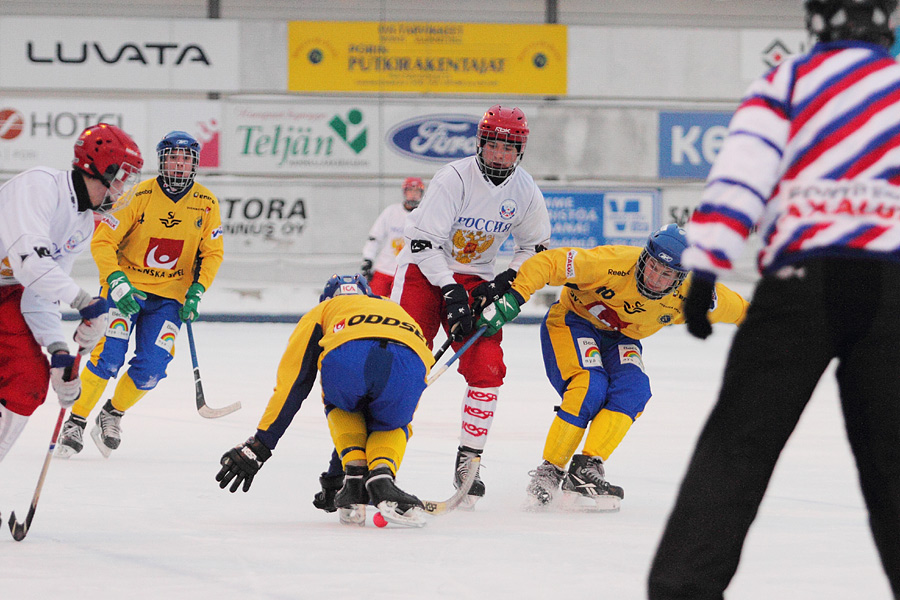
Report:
525,460,566,508
561,454,624,512
365,466,426,527
312,471,345,513
454,446,485,508
90,400,124,459
56,414,87,458
334,465,369,526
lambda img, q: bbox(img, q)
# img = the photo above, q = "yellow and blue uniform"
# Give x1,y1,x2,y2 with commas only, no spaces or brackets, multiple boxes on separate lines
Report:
511,245,748,468
73,177,224,417
256,294,434,474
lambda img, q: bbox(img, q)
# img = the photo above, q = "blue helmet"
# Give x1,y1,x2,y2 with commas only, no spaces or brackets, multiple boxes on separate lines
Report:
320,274,374,302
635,224,689,300
156,131,200,193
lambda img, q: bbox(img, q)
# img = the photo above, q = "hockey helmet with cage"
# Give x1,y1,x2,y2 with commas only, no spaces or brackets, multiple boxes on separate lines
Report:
635,224,689,300
401,176,425,211
320,274,375,302
476,105,529,181
804,0,898,47
72,123,143,213
157,131,200,194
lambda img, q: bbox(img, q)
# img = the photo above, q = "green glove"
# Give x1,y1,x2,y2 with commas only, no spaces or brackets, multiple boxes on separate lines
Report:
180,282,205,322
476,291,522,336
107,271,146,316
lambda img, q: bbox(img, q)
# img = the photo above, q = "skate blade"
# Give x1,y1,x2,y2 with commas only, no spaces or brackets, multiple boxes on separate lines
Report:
522,494,554,512
375,502,427,528
54,444,80,459
89,426,113,459
561,491,621,512
338,504,366,526
457,494,482,511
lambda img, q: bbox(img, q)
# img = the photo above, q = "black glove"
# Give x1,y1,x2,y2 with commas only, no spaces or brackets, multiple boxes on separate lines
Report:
216,436,272,493
471,268,517,313
683,275,716,340
360,259,374,282
442,283,474,342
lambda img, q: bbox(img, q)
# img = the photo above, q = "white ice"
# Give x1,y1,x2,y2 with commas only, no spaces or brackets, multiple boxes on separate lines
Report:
2,318,893,599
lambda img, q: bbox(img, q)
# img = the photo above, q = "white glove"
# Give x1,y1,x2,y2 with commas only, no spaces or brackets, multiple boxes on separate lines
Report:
49,353,81,408
73,297,109,351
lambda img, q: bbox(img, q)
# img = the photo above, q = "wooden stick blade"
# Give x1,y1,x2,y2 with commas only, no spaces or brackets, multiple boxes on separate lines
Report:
198,401,242,419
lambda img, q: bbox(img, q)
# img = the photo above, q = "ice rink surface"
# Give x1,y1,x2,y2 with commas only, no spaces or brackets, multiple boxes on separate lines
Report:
2,320,893,599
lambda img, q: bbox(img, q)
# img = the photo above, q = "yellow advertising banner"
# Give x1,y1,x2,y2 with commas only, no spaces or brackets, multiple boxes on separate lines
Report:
287,21,566,95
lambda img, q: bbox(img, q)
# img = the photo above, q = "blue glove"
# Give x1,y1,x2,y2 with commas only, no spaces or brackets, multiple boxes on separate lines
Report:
476,291,523,336
180,282,205,322
107,271,146,316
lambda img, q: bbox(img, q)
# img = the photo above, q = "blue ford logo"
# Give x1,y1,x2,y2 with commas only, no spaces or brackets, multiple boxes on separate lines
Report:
386,114,479,163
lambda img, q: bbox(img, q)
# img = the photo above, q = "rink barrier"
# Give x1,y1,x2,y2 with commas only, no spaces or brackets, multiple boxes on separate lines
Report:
62,313,546,325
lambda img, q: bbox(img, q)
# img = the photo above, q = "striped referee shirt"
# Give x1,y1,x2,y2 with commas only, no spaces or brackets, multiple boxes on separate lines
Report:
682,40,900,278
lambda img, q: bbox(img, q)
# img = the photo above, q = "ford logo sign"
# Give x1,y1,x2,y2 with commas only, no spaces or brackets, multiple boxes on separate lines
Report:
386,114,479,163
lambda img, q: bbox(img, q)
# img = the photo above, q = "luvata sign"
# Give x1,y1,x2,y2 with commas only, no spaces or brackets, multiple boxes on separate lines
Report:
0,17,240,91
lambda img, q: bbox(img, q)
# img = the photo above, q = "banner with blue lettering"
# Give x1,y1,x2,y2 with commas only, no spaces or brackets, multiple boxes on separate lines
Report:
500,189,660,254
658,111,733,180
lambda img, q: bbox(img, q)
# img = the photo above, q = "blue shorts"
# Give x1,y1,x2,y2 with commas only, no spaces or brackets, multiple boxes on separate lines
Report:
540,304,651,427
87,293,181,390
320,339,427,431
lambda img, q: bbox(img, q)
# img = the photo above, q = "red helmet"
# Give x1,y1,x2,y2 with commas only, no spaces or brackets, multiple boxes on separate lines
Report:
476,105,529,181
73,123,144,212
401,176,425,211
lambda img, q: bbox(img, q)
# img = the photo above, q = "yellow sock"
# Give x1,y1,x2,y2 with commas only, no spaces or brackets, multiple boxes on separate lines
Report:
582,409,634,461
367,429,409,474
109,372,149,412
327,408,368,467
71,367,110,419
541,416,586,468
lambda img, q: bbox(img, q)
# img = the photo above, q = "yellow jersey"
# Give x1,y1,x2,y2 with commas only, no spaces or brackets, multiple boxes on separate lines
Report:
92,177,224,301
511,245,748,340
257,294,434,437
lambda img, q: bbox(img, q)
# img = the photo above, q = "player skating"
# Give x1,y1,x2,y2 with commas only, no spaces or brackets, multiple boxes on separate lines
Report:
56,131,224,458
0,123,142,462
360,176,426,296
389,104,552,507
475,225,749,511
215,275,436,527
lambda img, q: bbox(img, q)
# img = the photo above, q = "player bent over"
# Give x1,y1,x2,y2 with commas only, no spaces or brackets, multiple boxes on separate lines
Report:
215,275,436,527
476,225,749,510
56,131,224,458
0,124,142,461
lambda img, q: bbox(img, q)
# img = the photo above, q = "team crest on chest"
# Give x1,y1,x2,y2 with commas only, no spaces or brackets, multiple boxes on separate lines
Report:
499,199,517,219
452,230,494,264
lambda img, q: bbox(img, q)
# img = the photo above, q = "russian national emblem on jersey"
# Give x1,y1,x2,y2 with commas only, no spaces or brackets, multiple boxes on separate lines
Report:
452,230,494,264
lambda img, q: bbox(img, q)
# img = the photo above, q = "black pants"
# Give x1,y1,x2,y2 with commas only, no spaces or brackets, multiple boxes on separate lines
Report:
648,258,900,599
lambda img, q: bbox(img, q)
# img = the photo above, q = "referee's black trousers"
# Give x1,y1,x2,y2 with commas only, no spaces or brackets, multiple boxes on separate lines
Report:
649,257,900,599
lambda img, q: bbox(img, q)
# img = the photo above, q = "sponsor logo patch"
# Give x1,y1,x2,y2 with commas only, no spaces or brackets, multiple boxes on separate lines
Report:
578,337,603,368
105,309,131,340
618,344,644,371
155,320,179,352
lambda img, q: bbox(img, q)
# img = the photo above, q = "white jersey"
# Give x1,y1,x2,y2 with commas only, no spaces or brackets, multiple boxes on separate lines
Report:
397,156,551,288
0,167,94,349
362,202,409,276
